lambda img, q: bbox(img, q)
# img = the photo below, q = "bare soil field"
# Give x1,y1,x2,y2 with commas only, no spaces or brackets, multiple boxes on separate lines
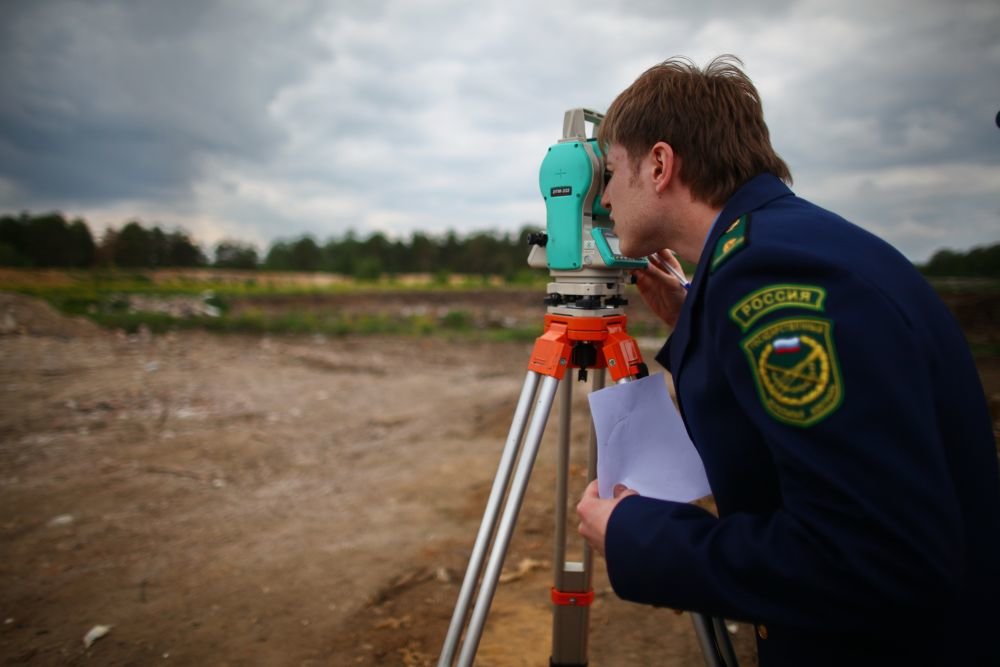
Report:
1,290,997,666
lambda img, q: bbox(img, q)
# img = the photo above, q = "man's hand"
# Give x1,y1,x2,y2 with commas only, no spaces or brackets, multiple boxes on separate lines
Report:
576,480,637,557
633,249,688,329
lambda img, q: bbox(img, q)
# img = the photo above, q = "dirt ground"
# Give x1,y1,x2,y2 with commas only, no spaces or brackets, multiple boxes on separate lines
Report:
1,290,997,666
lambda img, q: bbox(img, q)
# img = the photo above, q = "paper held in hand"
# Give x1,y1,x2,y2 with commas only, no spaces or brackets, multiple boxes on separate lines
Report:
587,373,711,502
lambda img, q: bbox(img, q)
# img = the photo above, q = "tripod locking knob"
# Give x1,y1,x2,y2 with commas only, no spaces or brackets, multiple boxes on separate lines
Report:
527,232,548,247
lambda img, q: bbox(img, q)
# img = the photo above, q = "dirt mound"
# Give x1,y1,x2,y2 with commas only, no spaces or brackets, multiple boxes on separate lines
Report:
0,292,103,338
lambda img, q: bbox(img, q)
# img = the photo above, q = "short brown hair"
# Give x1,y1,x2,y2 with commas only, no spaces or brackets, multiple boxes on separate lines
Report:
598,55,791,207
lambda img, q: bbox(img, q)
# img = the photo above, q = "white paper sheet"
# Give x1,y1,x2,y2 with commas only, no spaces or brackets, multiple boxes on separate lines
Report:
587,373,711,502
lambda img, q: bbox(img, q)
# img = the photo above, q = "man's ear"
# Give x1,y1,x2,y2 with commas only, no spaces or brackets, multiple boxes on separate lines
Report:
649,142,676,194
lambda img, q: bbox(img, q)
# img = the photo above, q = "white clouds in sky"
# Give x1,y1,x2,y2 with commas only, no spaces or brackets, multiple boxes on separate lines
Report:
0,0,997,260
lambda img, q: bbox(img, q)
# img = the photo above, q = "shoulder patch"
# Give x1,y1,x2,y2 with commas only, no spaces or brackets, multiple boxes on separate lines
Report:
740,316,843,427
710,215,749,272
729,284,827,332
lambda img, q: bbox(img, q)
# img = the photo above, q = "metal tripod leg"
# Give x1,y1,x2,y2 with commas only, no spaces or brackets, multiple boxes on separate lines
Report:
549,368,604,666
438,335,738,666
691,612,739,667
712,616,740,666
550,367,737,667
438,370,542,667
438,371,562,667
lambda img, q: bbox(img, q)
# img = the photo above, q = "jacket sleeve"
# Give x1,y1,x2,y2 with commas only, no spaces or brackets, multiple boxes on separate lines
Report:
604,248,965,632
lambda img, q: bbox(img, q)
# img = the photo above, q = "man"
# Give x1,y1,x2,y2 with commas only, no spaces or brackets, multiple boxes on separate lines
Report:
575,55,1000,666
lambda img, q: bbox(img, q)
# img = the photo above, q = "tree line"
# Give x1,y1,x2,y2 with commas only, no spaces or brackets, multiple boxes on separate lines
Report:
920,244,1000,278
0,211,542,279
1,211,998,278
0,212,204,269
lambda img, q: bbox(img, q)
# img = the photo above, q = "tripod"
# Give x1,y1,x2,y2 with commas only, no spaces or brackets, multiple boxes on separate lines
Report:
437,291,739,666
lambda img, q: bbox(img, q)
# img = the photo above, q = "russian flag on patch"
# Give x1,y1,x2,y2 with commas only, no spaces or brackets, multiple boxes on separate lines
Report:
773,336,801,354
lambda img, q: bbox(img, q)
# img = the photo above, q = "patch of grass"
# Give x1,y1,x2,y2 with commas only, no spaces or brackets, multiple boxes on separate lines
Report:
0,268,551,339
0,267,548,299
969,342,1000,359
0,268,654,343
925,277,1000,294
479,326,543,343
441,310,472,330
74,305,540,341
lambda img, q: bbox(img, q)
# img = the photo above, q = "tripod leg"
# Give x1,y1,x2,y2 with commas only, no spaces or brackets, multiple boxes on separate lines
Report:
438,371,542,667
584,367,604,579
711,616,739,667
455,374,563,667
549,367,604,666
691,611,743,667
691,613,724,667
552,376,572,581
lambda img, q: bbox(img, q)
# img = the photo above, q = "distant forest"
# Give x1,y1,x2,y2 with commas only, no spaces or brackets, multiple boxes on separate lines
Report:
1,211,998,279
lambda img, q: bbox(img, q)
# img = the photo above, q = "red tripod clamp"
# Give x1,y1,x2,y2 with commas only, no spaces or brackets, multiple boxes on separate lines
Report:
550,587,595,607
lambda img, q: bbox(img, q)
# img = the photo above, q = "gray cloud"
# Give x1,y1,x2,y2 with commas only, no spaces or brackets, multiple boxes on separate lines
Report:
767,1,1000,172
0,0,323,203
0,0,997,260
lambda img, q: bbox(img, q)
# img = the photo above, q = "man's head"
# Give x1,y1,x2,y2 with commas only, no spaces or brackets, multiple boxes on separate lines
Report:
598,55,791,208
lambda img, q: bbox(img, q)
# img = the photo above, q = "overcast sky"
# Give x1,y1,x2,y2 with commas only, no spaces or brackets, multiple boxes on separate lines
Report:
1,0,998,261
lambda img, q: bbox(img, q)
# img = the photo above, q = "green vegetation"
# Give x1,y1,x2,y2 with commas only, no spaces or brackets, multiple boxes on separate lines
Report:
922,243,1000,278
76,308,543,341
0,212,545,282
0,268,554,341
5,210,997,280
1,210,994,344
1,213,204,269
0,212,560,340
79,305,546,343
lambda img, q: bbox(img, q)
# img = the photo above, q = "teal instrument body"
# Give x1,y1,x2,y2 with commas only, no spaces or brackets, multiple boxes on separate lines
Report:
537,109,644,273
538,139,606,270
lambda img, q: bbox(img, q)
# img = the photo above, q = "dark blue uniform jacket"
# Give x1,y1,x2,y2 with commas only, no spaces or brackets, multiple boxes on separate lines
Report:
605,174,1000,665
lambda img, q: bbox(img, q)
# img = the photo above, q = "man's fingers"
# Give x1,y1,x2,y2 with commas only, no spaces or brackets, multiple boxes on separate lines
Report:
652,248,682,270
646,250,670,272
664,249,683,270
635,265,670,293
613,483,637,499
576,480,597,517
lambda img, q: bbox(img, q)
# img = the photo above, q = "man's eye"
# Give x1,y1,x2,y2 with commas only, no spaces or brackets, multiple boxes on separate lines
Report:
604,170,612,187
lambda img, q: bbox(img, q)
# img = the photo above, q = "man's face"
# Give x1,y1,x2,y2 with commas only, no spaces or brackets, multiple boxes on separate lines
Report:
600,143,660,258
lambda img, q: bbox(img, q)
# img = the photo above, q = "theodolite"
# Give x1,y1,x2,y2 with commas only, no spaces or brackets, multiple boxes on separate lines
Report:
438,108,736,667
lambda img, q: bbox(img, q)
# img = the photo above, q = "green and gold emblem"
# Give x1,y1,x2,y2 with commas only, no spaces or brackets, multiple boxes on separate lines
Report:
741,316,843,427
710,215,749,272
